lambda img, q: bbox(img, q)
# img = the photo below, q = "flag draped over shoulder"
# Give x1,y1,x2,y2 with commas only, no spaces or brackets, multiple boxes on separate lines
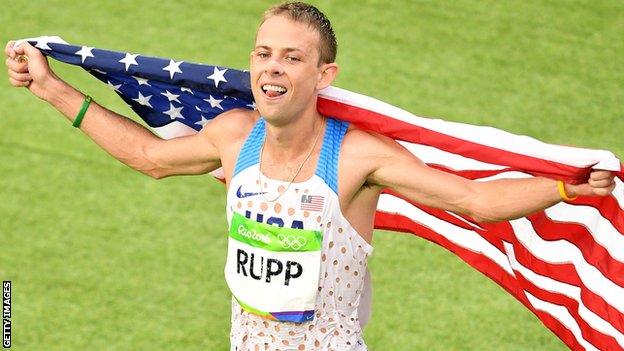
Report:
23,36,624,351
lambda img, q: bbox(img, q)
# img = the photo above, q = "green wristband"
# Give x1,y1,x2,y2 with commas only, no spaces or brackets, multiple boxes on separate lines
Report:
72,95,92,128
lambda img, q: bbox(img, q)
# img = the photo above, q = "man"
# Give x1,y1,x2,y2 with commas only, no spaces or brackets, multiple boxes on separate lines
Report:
4,2,615,350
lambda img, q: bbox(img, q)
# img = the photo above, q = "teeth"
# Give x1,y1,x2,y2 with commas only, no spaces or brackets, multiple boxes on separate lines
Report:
262,84,286,93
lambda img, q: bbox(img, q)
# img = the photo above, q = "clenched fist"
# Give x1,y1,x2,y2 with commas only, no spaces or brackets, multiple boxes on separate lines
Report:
5,40,60,101
565,170,617,198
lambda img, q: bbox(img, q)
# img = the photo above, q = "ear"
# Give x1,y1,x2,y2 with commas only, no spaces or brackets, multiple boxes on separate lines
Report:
316,63,339,91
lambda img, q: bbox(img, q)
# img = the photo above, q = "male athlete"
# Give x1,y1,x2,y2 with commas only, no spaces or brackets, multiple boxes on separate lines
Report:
5,2,616,350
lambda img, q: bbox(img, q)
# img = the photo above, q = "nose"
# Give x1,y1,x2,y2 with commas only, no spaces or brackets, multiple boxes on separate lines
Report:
265,58,284,76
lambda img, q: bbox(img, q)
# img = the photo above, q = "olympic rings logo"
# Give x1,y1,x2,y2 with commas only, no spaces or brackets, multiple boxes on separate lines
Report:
277,234,307,250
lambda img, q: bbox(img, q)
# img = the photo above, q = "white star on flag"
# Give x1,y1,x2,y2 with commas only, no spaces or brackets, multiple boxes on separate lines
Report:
204,95,224,110
106,80,122,92
132,76,150,86
161,90,181,103
34,37,54,50
75,46,94,63
246,102,257,110
207,67,228,87
194,115,210,127
162,59,183,79
163,103,184,120
119,53,139,71
180,87,194,94
132,92,153,108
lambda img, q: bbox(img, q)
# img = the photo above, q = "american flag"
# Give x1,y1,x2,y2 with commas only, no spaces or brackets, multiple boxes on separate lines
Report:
24,36,624,351
300,195,325,212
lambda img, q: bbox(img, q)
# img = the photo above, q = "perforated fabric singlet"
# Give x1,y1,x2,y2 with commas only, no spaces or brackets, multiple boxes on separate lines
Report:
225,117,373,350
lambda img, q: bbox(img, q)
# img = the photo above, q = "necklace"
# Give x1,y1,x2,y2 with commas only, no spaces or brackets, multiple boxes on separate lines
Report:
258,118,324,203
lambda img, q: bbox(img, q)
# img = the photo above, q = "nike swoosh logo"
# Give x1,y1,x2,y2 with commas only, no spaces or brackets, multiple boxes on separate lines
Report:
236,185,267,199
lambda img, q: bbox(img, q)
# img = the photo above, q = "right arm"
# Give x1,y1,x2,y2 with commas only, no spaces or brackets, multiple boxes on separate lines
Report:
5,40,221,179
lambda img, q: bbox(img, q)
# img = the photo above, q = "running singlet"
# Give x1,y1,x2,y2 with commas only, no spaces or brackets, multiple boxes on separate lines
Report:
225,117,373,350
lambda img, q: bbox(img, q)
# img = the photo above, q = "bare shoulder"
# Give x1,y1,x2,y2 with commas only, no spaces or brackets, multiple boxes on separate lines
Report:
341,124,411,160
200,108,259,182
338,125,397,187
340,123,421,188
200,108,259,145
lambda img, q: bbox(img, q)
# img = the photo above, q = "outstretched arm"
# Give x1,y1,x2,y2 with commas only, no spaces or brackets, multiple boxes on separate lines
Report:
5,40,222,179
363,132,615,223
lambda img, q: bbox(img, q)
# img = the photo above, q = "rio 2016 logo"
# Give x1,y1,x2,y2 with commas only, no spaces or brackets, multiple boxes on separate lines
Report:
237,225,271,244
277,234,307,250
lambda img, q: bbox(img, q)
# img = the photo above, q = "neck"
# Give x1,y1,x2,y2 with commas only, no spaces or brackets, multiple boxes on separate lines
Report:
263,111,325,162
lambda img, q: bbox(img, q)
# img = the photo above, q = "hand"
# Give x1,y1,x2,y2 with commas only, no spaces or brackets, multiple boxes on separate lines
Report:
5,40,60,101
565,170,616,198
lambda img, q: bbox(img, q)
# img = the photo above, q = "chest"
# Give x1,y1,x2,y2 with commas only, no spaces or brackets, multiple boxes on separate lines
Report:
228,168,328,229
222,146,369,208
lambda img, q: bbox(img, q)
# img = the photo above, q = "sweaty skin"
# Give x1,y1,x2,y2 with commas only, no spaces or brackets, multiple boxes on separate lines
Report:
4,15,616,248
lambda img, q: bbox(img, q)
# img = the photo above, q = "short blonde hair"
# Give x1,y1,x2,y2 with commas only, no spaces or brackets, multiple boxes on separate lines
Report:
261,2,337,64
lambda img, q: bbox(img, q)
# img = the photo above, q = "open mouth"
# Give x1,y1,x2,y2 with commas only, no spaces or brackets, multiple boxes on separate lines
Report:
261,84,287,98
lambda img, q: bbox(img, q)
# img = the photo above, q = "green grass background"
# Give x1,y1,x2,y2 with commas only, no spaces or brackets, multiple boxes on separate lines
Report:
1,0,622,350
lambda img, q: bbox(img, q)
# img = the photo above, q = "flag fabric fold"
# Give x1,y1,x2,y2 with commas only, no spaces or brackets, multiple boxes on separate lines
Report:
23,36,624,351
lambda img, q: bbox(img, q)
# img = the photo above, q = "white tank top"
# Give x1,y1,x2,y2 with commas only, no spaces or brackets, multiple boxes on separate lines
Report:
225,117,373,350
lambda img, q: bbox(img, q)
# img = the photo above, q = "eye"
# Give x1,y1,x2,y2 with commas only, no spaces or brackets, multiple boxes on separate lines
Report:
286,56,301,62
256,51,270,59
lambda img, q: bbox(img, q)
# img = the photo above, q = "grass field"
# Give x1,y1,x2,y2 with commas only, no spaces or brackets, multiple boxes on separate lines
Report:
1,1,622,350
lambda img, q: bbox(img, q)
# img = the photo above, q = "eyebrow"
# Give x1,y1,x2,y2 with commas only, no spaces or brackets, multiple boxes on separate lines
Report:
254,45,306,55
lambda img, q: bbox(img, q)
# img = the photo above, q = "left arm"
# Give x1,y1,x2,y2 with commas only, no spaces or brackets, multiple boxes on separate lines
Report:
362,132,615,223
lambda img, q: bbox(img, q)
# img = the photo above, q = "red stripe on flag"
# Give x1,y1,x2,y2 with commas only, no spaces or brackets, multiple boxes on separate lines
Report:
514,271,622,351
375,209,624,350
508,234,624,335
373,211,525,302
574,195,624,234
318,98,591,184
373,210,594,349
533,309,588,351
382,189,509,253
528,212,624,287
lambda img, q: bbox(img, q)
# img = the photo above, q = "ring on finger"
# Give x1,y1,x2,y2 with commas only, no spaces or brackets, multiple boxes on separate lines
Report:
16,54,29,63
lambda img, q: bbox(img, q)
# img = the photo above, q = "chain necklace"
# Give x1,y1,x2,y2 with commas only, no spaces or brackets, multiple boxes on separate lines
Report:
258,118,323,203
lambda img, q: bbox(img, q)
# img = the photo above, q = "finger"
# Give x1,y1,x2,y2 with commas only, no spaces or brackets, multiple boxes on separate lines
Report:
5,57,29,73
13,43,25,55
14,42,47,68
5,40,16,58
7,69,32,82
588,177,614,188
8,77,30,87
593,182,616,196
590,170,613,181
14,42,41,59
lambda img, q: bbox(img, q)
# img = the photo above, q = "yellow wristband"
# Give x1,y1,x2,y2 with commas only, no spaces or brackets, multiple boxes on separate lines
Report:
557,181,578,202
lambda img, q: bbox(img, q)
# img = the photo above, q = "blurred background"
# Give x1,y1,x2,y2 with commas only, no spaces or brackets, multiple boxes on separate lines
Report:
1,0,622,349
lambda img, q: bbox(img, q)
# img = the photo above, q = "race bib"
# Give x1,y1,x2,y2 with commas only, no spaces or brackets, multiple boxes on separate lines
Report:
224,212,323,323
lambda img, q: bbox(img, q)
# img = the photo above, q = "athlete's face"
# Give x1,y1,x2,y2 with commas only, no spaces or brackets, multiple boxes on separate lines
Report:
250,15,337,125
